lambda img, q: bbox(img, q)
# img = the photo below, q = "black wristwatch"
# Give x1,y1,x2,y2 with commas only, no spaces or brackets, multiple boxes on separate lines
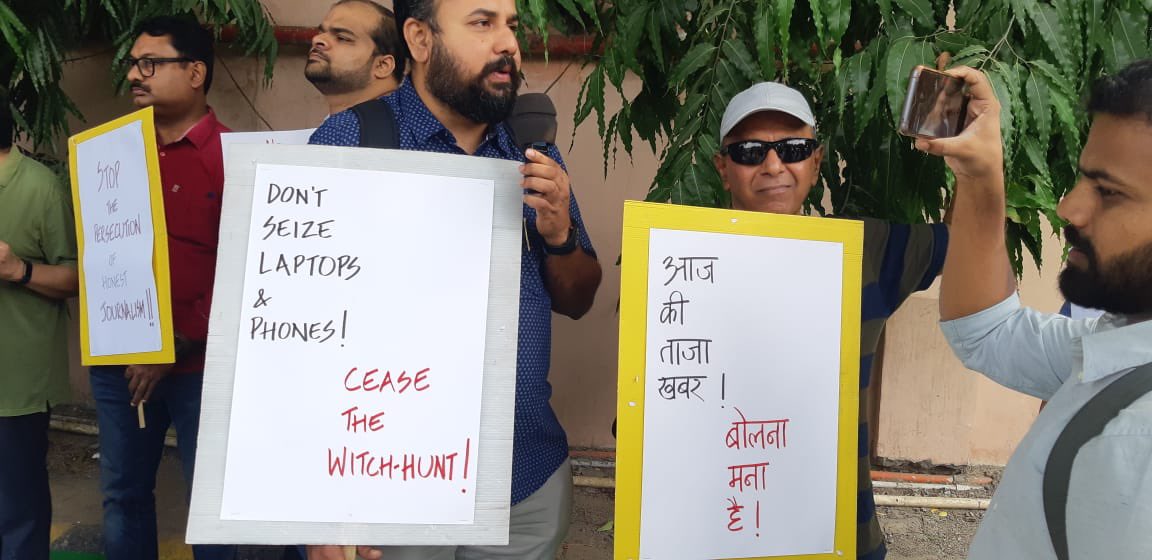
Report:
543,225,579,256
16,259,33,285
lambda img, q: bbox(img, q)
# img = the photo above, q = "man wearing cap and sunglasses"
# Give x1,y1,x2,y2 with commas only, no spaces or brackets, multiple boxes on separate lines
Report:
714,82,949,560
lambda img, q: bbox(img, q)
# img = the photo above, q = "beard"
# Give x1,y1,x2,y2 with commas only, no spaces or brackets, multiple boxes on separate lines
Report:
305,55,372,96
1059,225,1152,315
425,38,519,125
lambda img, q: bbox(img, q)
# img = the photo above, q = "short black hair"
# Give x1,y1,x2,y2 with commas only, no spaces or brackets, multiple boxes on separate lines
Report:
335,0,406,80
1087,59,1152,124
136,15,216,93
403,0,438,28
393,0,439,61
0,96,12,150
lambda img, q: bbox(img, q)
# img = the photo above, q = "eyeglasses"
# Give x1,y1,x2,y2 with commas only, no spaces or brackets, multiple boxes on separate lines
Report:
121,57,194,78
720,138,819,165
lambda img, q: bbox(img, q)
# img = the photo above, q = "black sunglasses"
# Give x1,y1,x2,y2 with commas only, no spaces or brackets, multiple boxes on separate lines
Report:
721,138,819,165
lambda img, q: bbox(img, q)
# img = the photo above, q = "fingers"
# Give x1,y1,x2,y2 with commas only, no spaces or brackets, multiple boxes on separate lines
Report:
357,546,383,559
915,110,994,157
522,193,551,212
303,545,381,560
126,366,142,391
522,177,558,197
519,161,559,181
523,147,556,166
520,149,569,201
125,365,165,406
943,66,998,107
131,374,152,407
305,545,341,560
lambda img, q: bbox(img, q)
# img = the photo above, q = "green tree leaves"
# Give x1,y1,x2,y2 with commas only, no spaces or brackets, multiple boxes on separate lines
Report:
530,0,1151,272
3,0,278,150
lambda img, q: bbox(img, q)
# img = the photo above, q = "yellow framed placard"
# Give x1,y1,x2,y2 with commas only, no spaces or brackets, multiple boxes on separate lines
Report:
615,201,863,560
68,107,175,365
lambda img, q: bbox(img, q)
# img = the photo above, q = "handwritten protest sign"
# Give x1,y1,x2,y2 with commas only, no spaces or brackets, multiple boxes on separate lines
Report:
68,107,174,364
616,202,862,559
221,161,492,523
188,144,523,545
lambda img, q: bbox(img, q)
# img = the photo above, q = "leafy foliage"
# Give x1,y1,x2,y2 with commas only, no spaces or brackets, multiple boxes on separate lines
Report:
523,0,1151,272
1,0,278,151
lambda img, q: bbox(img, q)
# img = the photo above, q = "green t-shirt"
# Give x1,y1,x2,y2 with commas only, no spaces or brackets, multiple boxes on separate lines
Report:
0,149,78,416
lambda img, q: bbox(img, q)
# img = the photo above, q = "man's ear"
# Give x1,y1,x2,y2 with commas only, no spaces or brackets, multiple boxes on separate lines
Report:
373,54,397,80
189,60,207,91
405,19,432,64
811,144,825,172
714,152,731,192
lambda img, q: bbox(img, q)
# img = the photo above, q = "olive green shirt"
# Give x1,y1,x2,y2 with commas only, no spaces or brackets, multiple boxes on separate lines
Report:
0,148,77,416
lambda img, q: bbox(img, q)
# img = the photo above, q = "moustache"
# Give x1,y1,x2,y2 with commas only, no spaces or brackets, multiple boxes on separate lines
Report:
130,81,150,93
1064,226,1097,262
481,55,518,80
308,48,328,61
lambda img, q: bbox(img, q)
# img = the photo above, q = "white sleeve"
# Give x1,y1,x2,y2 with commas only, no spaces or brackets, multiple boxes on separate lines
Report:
939,293,1095,400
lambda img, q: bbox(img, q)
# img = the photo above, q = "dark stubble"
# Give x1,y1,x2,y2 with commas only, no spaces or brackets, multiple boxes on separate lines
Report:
425,37,520,125
1059,225,1152,315
305,53,373,96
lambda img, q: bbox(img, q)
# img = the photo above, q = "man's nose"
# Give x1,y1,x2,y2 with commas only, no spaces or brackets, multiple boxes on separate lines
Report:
126,62,142,83
311,33,329,51
493,24,519,57
1057,179,1095,230
759,148,786,175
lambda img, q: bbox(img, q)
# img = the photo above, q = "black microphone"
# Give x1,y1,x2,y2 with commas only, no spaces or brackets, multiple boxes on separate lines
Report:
507,92,557,152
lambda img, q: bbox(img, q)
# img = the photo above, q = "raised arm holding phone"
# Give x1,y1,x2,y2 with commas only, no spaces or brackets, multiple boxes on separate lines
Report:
923,61,1152,559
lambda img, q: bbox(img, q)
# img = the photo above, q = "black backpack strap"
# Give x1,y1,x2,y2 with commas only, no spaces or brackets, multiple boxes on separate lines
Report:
350,98,399,149
1044,362,1152,560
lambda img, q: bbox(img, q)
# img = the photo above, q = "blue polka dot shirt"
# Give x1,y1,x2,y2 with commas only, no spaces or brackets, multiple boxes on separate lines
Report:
309,79,597,504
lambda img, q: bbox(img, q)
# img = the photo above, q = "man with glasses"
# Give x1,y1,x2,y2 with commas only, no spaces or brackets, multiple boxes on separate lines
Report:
713,82,949,560
91,15,234,560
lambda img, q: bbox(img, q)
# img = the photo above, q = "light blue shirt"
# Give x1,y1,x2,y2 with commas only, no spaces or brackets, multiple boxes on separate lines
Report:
941,293,1152,559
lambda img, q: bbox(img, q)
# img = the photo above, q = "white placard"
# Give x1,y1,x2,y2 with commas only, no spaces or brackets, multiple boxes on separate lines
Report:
73,120,163,356
188,144,523,546
220,163,493,523
220,129,316,170
639,228,844,559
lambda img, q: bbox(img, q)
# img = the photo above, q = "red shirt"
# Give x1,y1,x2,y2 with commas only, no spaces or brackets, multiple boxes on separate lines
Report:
157,110,230,373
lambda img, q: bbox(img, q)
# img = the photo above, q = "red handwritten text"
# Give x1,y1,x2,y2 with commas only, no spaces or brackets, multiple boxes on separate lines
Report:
340,406,385,432
344,367,431,394
326,439,472,480
726,497,744,532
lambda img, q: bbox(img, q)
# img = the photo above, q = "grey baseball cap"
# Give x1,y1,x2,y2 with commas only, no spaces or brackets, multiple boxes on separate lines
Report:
719,82,817,141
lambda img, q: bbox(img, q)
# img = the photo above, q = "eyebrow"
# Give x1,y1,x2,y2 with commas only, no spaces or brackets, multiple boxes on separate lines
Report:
1078,166,1128,187
317,23,357,37
467,8,519,22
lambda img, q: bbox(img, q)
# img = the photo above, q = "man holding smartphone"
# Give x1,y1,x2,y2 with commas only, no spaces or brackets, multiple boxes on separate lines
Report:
712,82,949,560
926,60,1152,559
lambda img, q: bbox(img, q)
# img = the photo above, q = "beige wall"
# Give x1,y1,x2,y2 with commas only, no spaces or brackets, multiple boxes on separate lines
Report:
55,11,1060,463
875,226,1065,465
